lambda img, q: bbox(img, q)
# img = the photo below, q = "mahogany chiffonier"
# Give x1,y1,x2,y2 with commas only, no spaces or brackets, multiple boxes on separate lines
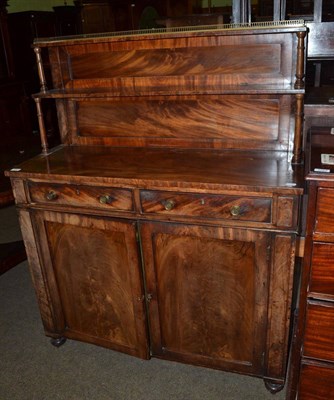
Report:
5,21,307,393
287,126,334,399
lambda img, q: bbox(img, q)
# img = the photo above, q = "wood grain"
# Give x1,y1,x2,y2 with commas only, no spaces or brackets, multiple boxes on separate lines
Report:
74,95,288,151
6,146,304,195
140,190,272,222
298,362,334,400
34,211,149,358
310,243,334,298
314,188,334,236
304,302,334,363
28,181,134,212
141,222,270,375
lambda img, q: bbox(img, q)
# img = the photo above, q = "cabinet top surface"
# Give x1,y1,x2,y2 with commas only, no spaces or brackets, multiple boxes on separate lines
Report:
6,146,303,193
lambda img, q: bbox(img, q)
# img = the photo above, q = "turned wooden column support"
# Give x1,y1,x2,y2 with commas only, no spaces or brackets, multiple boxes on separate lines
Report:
292,30,306,164
292,93,304,164
34,97,49,154
34,46,48,93
295,31,306,90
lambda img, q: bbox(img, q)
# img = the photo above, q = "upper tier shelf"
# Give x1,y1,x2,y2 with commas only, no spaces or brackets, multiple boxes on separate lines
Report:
33,20,307,97
31,21,307,163
32,85,305,99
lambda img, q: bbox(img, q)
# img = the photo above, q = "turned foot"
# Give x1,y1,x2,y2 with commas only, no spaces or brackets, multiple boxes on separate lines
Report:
264,379,284,394
50,337,66,347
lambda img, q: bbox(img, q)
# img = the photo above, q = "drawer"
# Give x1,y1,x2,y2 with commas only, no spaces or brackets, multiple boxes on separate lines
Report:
310,242,334,297
298,362,334,400
304,301,334,363
315,188,334,235
140,190,272,223
28,182,134,212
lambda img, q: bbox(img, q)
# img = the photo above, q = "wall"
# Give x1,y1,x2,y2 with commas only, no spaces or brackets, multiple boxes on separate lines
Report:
8,0,74,13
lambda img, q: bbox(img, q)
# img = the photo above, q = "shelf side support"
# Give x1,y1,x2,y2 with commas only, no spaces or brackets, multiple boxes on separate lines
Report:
34,97,49,155
292,30,306,164
34,46,48,93
294,31,306,90
292,93,304,164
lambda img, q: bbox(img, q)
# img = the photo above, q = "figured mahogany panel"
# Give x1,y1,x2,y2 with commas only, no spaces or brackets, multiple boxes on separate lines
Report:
303,302,334,363
309,242,334,298
50,32,297,92
71,95,292,150
70,44,280,79
298,362,334,400
141,222,269,375
35,212,148,358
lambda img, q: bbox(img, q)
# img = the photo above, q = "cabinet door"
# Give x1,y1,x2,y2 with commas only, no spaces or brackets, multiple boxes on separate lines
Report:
31,210,148,359
140,222,271,376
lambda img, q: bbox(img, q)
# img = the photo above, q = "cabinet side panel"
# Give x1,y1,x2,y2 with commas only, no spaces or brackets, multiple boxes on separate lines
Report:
265,234,295,380
18,209,61,335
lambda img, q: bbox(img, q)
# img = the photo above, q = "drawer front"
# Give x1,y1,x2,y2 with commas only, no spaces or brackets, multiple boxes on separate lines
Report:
140,190,272,223
298,362,334,400
310,242,334,297
304,302,334,363
28,182,134,212
315,188,334,235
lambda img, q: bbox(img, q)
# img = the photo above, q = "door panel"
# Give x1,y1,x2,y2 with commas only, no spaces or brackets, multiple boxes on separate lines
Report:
32,210,149,359
140,222,270,375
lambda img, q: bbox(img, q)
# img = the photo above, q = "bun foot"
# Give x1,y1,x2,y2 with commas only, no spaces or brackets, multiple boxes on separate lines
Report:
264,379,284,394
50,337,66,347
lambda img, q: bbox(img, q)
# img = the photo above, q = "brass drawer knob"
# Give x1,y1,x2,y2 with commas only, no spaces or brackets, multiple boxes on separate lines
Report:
163,199,175,211
45,190,58,201
230,205,241,216
99,194,113,204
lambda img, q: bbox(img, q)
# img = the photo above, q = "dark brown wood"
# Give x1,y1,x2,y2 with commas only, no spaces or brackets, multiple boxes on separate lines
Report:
304,301,334,362
0,0,35,206
31,210,149,358
34,97,49,154
157,13,224,28
141,221,295,384
287,128,334,399
34,47,48,93
7,11,59,138
309,243,334,298
0,0,14,79
298,362,334,399
6,146,304,197
141,222,270,374
0,240,26,276
314,188,334,238
30,24,306,159
5,23,307,393
140,190,272,222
